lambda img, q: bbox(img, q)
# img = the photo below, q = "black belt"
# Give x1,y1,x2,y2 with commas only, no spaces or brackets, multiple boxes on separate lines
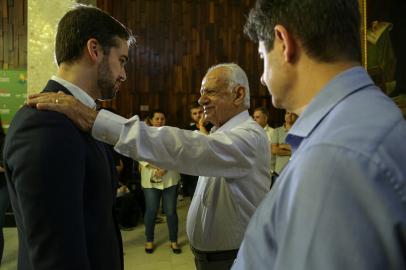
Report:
191,246,238,262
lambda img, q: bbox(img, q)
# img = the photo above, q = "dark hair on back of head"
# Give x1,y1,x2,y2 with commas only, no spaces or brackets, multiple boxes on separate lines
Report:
255,106,269,118
189,101,202,111
244,0,361,62
149,109,166,119
55,4,135,65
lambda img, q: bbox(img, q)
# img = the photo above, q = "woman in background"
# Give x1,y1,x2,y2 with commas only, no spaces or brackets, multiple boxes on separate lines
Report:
140,110,181,254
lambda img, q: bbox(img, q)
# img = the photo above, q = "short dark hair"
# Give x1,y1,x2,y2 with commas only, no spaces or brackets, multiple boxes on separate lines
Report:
149,109,166,119
244,0,361,62
254,106,269,118
55,5,135,65
189,101,202,111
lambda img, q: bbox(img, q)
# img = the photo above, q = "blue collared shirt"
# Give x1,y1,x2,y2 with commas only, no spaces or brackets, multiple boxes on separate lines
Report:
232,66,406,270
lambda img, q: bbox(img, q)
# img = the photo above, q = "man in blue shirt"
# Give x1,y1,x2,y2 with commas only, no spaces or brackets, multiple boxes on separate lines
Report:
232,0,406,269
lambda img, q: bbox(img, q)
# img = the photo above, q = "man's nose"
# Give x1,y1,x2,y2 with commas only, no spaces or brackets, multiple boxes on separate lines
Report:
120,69,127,82
198,95,208,106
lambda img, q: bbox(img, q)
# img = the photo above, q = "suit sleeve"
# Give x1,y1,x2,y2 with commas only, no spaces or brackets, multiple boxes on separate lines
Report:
6,111,91,270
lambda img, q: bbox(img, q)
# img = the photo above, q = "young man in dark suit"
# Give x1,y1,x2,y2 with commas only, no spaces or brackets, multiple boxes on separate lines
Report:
3,5,134,270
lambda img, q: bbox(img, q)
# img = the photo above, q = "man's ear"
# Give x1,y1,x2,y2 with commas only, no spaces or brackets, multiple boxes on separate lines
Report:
233,86,246,106
86,38,102,63
274,24,296,63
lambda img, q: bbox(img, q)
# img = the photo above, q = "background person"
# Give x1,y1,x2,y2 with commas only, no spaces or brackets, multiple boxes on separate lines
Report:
187,102,212,135
0,117,8,265
139,110,181,254
252,106,273,142
270,111,298,177
181,102,212,198
253,106,274,182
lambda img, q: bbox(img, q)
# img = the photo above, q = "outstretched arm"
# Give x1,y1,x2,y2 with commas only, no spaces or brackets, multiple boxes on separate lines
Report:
28,93,268,178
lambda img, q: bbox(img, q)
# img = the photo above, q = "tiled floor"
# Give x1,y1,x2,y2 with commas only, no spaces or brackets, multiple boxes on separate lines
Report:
1,197,195,270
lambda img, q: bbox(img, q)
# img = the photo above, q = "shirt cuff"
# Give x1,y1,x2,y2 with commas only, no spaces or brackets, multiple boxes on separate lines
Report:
92,109,127,145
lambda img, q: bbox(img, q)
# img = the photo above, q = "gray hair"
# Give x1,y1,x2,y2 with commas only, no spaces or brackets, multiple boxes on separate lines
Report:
206,63,250,109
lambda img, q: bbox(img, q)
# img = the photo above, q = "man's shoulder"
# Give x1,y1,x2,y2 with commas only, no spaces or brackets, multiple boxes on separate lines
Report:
237,117,269,136
314,89,405,152
10,105,74,128
43,79,69,93
300,90,406,183
6,105,83,148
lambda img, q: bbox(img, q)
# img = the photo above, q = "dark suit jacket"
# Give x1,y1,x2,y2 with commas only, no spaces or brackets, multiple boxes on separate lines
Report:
3,80,123,270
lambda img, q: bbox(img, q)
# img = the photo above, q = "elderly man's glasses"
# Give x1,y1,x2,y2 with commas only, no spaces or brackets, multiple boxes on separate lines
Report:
200,80,239,97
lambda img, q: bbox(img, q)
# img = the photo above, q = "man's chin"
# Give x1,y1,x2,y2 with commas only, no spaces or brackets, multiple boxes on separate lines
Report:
271,96,285,110
99,90,117,101
204,116,214,125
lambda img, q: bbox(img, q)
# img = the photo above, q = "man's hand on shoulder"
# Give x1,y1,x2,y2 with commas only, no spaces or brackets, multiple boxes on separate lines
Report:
27,91,97,132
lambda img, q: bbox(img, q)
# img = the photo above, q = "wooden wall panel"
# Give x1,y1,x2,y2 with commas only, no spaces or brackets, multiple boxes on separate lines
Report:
0,0,26,70
98,0,284,128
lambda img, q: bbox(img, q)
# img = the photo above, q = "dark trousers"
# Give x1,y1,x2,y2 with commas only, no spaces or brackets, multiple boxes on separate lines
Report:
191,246,238,270
181,174,198,197
116,192,141,228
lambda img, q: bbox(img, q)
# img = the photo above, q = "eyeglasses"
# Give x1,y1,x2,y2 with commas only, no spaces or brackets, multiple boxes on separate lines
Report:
200,80,240,97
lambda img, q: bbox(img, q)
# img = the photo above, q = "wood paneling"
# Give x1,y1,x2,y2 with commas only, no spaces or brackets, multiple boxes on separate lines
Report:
0,0,26,69
98,0,284,128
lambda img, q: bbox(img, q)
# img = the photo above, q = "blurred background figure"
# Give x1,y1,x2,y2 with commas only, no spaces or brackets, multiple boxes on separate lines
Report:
253,106,274,142
253,106,274,182
270,111,298,184
180,102,213,198
0,117,8,265
114,148,142,231
139,110,181,254
187,102,212,135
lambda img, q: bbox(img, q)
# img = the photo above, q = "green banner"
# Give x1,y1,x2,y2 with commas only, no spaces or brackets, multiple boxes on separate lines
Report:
0,69,27,132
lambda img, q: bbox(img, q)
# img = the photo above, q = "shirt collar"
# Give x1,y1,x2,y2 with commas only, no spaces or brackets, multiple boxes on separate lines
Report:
51,75,96,109
211,110,250,133
286,66,375,151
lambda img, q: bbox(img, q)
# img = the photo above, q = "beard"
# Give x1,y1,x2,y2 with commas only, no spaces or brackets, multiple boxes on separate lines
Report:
97,57,118,100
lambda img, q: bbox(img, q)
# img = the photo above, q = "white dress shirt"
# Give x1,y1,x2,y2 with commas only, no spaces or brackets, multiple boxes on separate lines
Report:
264,125,275,171
92,110,271,251
139,161,180,189
270,126,290,174
51,75,96,109
263,125,274,142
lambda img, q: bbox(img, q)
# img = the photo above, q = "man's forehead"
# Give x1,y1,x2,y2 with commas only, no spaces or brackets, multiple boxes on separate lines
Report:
113,38,129,55
202,76,221,85
254,110,265,117
254,110,262,115
202,71,229,88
